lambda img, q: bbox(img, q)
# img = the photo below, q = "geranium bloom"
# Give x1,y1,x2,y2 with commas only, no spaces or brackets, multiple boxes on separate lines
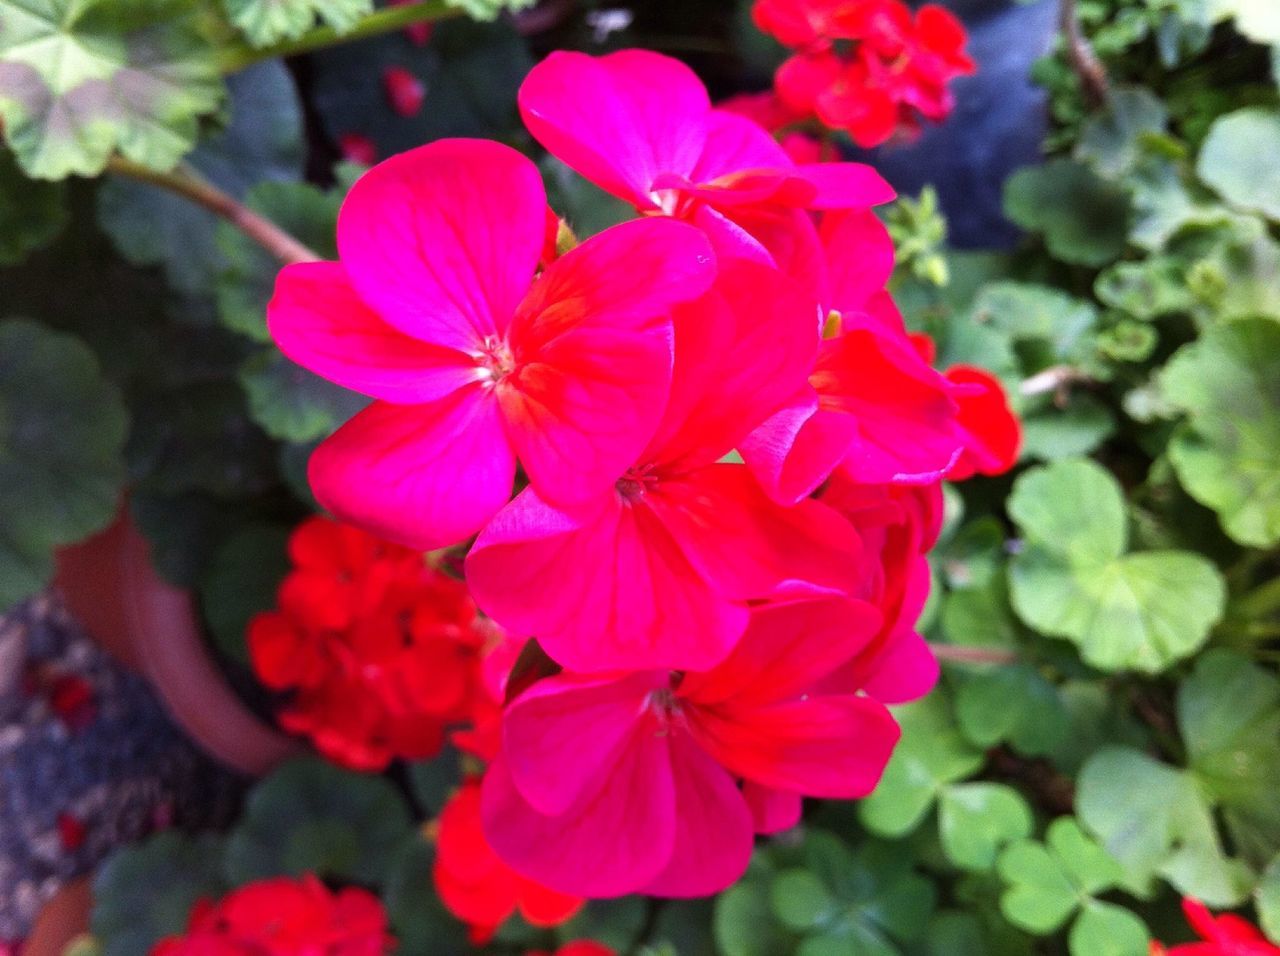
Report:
434,779,582,942
530,946,615,956
942,364,1021,480
518,49,894,298
1150,898,1280,955
759,0,975,147
269,138,716,550
249,517,504,771
741,210,968,502
151,875,392,955
466,260,860,673
717,91,823,164
481,596,899,897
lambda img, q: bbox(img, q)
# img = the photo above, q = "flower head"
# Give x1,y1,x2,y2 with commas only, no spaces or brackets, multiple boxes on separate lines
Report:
1150,898,1280,955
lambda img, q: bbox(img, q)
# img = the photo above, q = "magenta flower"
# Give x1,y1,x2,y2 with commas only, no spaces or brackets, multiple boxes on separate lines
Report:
518,49,895,298
465,260,859,673
268,139,716,549
480,596,900,898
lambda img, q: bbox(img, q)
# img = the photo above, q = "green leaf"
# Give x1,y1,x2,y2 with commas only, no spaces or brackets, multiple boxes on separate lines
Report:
196,523,291,663
772,869,835,931
1197,108,1280,221
225,757,415,886
860,694,983,837
442,0,536,21
1008,459,1225,672
966,282,1099,368
1075,87,1168,179
1020,395,1117,462
1256,855,1280,943
0,318,127,610
0,149,65,264
955,665,1069,757
222,0,372,46
1077,747,1254,906
216,180,339,342
715,878,791,956
1068,902,1149,956
92,832,227,956
540,155,632,240
1178,651,1280,866
0,0,224,179
939,783,1035,872
997,819,1122,934
97,60,304,297
381,837,470,956
1003,159,1131,267
239,349,368,443
1162,319,1280,547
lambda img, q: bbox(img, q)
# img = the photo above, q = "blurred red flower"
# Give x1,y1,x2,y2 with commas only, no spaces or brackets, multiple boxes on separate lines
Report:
1150,898,1280,955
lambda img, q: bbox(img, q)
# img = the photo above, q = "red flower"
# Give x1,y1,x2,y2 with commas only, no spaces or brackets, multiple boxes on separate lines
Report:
758,0,975,147
434,779,582,942
56,812,87,851
382,66,425,117
530,945,616,956
48,673,96,730
249,516,508,771
339,133,378,166
151,875,392,955
1151,898,1280,955
943,364,1021,480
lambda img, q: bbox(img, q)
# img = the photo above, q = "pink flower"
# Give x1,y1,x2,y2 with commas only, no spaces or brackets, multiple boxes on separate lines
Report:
518,49,894,297
741,210,967,502
1150,897,1280,955
481,596,900,898
382,66,425,117
717,91,825,164
338,133,378,166
466,259,860,673
269,139,716,549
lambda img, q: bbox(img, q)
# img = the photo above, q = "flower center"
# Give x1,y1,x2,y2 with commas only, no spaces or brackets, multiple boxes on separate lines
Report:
476,335,515,383
616,463,659,502
646,685,684,733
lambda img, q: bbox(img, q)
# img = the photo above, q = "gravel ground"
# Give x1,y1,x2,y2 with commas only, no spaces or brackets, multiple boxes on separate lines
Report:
0,593,244,945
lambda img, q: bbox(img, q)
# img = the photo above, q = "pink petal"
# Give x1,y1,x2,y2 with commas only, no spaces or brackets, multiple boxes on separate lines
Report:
645,260,820,471
860,628,940,704
639,735,755,897
743,782,803,835
502,671,663,816
308,387,514,550
481,736,676,897
740,391,858,505
688,696,900,799
822,210,896,315
797,162,896,208
716,202,828,305
466,489,749,673
268,261,481,404
680,597,883,709
337,139,546,351
519,50,711,208
691,109,793,183
652,464,861,600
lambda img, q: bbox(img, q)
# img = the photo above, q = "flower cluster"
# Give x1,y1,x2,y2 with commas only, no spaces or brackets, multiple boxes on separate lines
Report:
754,0,975,147
269,49,1017,898
249,517,505,771
151,875,392,955
1150,898,1280,955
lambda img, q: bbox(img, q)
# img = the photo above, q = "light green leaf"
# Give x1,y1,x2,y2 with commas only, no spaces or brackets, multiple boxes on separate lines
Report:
772,869,835,931
1020,395,1117,462
715,879,790,956
860,695,983,837
0,318,127,610
0,0,224,179
1075,87,1168,179
442,0,535,19
1197,108,1280,221
966,282,1099,367
1162,319,1280,547
239,349,367,443
1008,459,1225,672
0,149,65,264
225,757,415,886
955,664,1069,757
939,783,1035,872
222,0,372,46
1068,902,1149,956
998,819,1122,935
1004,159,1131,267
1256,855,1280,942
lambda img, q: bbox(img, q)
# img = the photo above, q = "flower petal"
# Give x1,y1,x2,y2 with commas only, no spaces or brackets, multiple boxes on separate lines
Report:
520,50,712,207
337,139,546,351
743,782,803,835
308,388,514,550
269,261,481,403
797,162,896,209
466,489,750,673
740,393,860,505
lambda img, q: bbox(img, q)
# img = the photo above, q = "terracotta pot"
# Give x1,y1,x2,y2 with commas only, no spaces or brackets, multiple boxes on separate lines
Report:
23,876,92,956
54,511,300,776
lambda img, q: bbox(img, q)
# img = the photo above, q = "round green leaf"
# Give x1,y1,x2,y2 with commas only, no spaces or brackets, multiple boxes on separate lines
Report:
1256,855,1280,943
92,832,227,956
771,869,835,931
0,318,127,610
955,665,1069,757
1075,87,1168,179
223,0,372,46
239,349,368,443
1020,396,1117,463
1008,459,1126,565
939,784,1035,872
0,149,65,264
1197,108,1280,221
197,523,292,663
996,841,1079,934
1003,160,1131,267
225,757,415,886
1068,902,1149,956
715,879,789,956
1161,319,1280,547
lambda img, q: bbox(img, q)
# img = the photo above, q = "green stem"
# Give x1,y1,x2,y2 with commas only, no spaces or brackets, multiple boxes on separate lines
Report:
105,156,320,265
1235,573,1280,620
216,0,459,73
928,643,1018,665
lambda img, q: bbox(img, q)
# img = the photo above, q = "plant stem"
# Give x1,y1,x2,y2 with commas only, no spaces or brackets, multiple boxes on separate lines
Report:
1059,0,1108,107
928,643,1018,665
216,0,459,73
104,156,321,265
1235,573,1280,620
